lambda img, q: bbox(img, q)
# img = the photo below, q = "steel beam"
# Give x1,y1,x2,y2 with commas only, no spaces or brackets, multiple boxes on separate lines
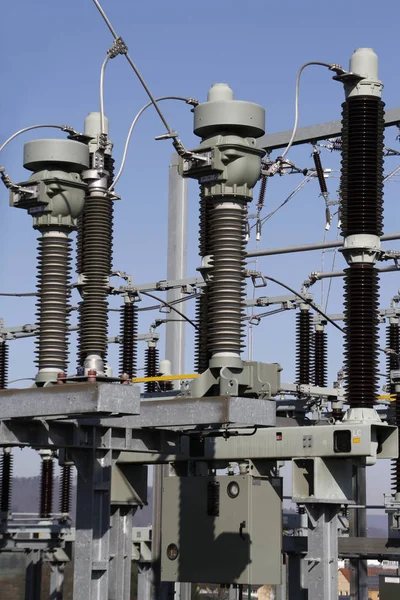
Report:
257,106,400,152
247,231,400,259
0,383,140,419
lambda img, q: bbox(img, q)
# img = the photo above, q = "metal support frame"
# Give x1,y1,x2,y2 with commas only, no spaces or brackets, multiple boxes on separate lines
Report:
349,466,368,600
71,448,115,600
109,506,134,600
49,559,66,600
303,505,339,600
257,106,400,151
24,550,43,600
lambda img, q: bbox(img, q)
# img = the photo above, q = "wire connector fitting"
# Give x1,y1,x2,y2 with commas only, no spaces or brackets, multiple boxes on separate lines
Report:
107,36,128,58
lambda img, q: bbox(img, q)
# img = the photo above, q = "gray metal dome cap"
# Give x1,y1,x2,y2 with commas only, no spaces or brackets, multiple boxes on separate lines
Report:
23,139,89,172
194,83,265,139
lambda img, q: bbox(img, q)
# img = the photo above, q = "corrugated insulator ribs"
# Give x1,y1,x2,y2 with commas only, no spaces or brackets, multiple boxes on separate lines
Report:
312,150,328,195
314,329,328,387
60,465,72,514
145,346,159,393
36,234,71,374
343,264,379,407
39,457,54,519
0,450,13,513
296,309,312,385
195,191,211,373
119,303,138,378
78,191,113,366
340,96,385,238
341,95,385,409
0,342,9,389
206,200,247,357
387,322,400,492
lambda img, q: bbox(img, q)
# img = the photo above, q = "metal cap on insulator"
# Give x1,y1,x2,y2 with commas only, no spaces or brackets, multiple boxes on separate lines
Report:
345,47,383,99
24,139,89,172
84,112,110,138
194,83,265,139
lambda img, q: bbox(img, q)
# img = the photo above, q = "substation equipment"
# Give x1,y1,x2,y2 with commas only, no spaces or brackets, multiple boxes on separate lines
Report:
1,42,400,600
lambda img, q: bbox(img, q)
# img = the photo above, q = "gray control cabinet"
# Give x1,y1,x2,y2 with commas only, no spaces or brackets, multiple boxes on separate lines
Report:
379,574,400,600
161,474,282,585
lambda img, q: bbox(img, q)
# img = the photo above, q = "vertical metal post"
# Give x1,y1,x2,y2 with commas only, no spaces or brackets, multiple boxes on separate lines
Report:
288,554,306,600
72,447,114,600
24,550,42,600
349,466,368,600
49,561,65,600
138,565,153,600
303,504,339,600
276,563,287,600
150,154,188,600
165,152,188,379
109,506,135,600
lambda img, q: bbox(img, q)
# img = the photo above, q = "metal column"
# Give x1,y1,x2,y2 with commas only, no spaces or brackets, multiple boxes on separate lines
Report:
72,447,114,600
109,506,134,600
24,551,42,600
349,466,368,600
49,561,66,600
150,154,188,600
303,505,339,600
138,565,153,600
165,152,188,379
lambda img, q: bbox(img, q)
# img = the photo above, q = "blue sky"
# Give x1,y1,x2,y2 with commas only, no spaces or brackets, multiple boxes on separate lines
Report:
1,0,399,508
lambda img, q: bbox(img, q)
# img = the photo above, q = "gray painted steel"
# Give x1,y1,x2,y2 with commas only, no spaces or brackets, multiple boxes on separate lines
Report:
247,231,400,258
257,106,400,151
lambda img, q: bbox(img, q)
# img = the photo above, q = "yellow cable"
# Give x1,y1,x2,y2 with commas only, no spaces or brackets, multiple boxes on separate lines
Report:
132,373,199,384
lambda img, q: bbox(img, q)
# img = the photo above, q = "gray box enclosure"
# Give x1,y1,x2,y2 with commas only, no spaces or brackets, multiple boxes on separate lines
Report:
161,474,282,585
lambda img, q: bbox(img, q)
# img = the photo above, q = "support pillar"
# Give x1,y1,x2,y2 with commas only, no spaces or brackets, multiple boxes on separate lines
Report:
109,506,134,600
24,551,42,600
138,564,153,600
349,466,368,600
303,504,339,600
165,152,188,380
72,447,115,600
49,561,65,600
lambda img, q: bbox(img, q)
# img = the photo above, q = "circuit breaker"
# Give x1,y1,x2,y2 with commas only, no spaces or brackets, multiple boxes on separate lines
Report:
161,474,282,585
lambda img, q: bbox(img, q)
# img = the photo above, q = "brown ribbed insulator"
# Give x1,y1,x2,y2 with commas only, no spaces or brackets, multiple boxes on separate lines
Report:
119,303,138,379
387,322,400,492
313,329,328,387
39,458,54,519
0,343,9,389
313,150,328,195
59,465,72,514
195,191,212,373
296,309,313,385
206,200,247,357
145,346,159,393
0,450,13,513
340,93,385,411
35,234,71,373
77,155,114,368
343,264,379,407
340,96,385,238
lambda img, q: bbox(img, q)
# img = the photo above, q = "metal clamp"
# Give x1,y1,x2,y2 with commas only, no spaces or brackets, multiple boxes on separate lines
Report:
107,36,128,58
